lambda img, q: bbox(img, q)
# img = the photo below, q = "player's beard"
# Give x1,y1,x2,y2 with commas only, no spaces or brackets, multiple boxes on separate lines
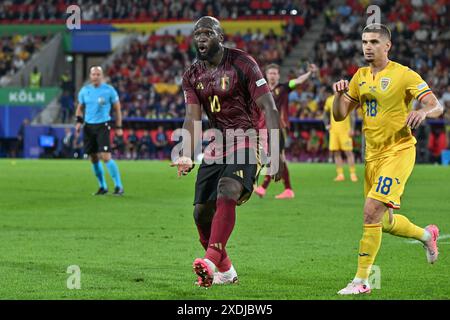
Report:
196,41,221,61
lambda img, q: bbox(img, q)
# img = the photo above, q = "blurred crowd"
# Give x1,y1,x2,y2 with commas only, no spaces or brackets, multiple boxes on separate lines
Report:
0,34,49,85
0,0,323,22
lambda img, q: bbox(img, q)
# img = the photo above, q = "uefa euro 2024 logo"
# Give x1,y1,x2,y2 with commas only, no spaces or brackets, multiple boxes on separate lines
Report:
98,97,106,106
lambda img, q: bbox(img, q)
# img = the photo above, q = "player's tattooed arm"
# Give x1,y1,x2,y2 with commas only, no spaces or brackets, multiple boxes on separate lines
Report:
406,93,444,129
350,109,356,137
332,79,358,121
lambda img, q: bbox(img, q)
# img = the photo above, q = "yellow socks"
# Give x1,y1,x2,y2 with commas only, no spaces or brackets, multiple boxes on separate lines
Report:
355,223,382,280
381,211,426,240
336,167,344,176
349,166,356,175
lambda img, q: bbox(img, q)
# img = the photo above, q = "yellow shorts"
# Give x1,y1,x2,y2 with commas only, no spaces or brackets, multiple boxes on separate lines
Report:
329,131,353,151
364,146,416,209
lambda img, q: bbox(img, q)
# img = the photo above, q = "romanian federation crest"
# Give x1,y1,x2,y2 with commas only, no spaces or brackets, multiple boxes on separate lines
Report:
380,77,390,91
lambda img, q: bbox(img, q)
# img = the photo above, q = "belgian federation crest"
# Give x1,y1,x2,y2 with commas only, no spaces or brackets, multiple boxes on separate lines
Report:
220,75,230,90
380,77,390,91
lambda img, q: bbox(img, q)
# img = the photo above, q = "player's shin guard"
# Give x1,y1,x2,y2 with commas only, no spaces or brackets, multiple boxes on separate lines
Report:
105,159,123,189
381,211,425,240
355,224,382,280
205,197,237,267
92,161,107,189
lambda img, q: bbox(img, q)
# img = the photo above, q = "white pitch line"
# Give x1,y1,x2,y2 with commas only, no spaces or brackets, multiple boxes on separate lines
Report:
404,234,450,244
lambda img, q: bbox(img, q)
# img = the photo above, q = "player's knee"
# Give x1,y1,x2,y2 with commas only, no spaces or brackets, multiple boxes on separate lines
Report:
363,200,386,224
101,153,112,162
217,177,242,200
193,204,214,225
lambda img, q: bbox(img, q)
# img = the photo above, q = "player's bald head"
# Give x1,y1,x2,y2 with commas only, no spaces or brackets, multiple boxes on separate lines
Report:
193,16,224,61
194,16,224,36
89,66,103,86
90,66,103,74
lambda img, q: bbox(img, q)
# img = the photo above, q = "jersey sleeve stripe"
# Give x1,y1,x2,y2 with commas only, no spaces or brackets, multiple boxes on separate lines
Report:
344,92,359,103
417,89,432,101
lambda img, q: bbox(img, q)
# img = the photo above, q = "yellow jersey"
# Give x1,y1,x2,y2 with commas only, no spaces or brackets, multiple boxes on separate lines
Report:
324,95,351,134
345,60,432,161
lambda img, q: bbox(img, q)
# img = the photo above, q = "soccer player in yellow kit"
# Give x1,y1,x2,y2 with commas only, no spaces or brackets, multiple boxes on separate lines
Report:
333,24,443,295
324,92,358,182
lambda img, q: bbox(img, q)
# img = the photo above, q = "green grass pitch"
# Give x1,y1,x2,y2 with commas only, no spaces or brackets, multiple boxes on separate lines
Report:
0,159,448,300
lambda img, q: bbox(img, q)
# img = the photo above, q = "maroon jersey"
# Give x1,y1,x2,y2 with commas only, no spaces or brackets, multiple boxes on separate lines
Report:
272,82,290,129
182,47,270,159
257,82,291,130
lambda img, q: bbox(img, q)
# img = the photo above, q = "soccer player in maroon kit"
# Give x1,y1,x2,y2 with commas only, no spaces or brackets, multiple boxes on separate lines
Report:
254,63,318,199
171,16,282,287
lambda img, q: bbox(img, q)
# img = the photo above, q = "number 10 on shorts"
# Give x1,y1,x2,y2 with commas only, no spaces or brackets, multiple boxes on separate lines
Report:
376,176,392,195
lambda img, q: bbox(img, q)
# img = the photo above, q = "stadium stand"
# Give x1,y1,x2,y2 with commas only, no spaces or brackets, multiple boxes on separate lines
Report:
0,0,323,22
0,34,49,85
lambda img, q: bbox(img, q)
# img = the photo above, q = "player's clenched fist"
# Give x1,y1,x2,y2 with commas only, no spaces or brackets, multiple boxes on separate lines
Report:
333,80,349,94
170,156,195,177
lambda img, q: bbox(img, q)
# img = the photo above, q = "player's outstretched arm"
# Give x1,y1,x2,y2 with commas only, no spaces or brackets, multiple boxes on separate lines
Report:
170,103,201,177
290,63,318,87
256,92,283,181
332,79,358,121
406,93,444,129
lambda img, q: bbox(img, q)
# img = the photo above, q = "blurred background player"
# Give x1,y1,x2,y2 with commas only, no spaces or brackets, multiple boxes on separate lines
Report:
333,24,443,295
323,87,358,182
172,16,282,288
75,66,124,196
126,129,138,160
254,62,317,199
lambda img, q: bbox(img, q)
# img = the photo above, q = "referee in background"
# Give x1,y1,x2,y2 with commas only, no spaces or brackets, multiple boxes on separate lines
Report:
75,66,124,196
